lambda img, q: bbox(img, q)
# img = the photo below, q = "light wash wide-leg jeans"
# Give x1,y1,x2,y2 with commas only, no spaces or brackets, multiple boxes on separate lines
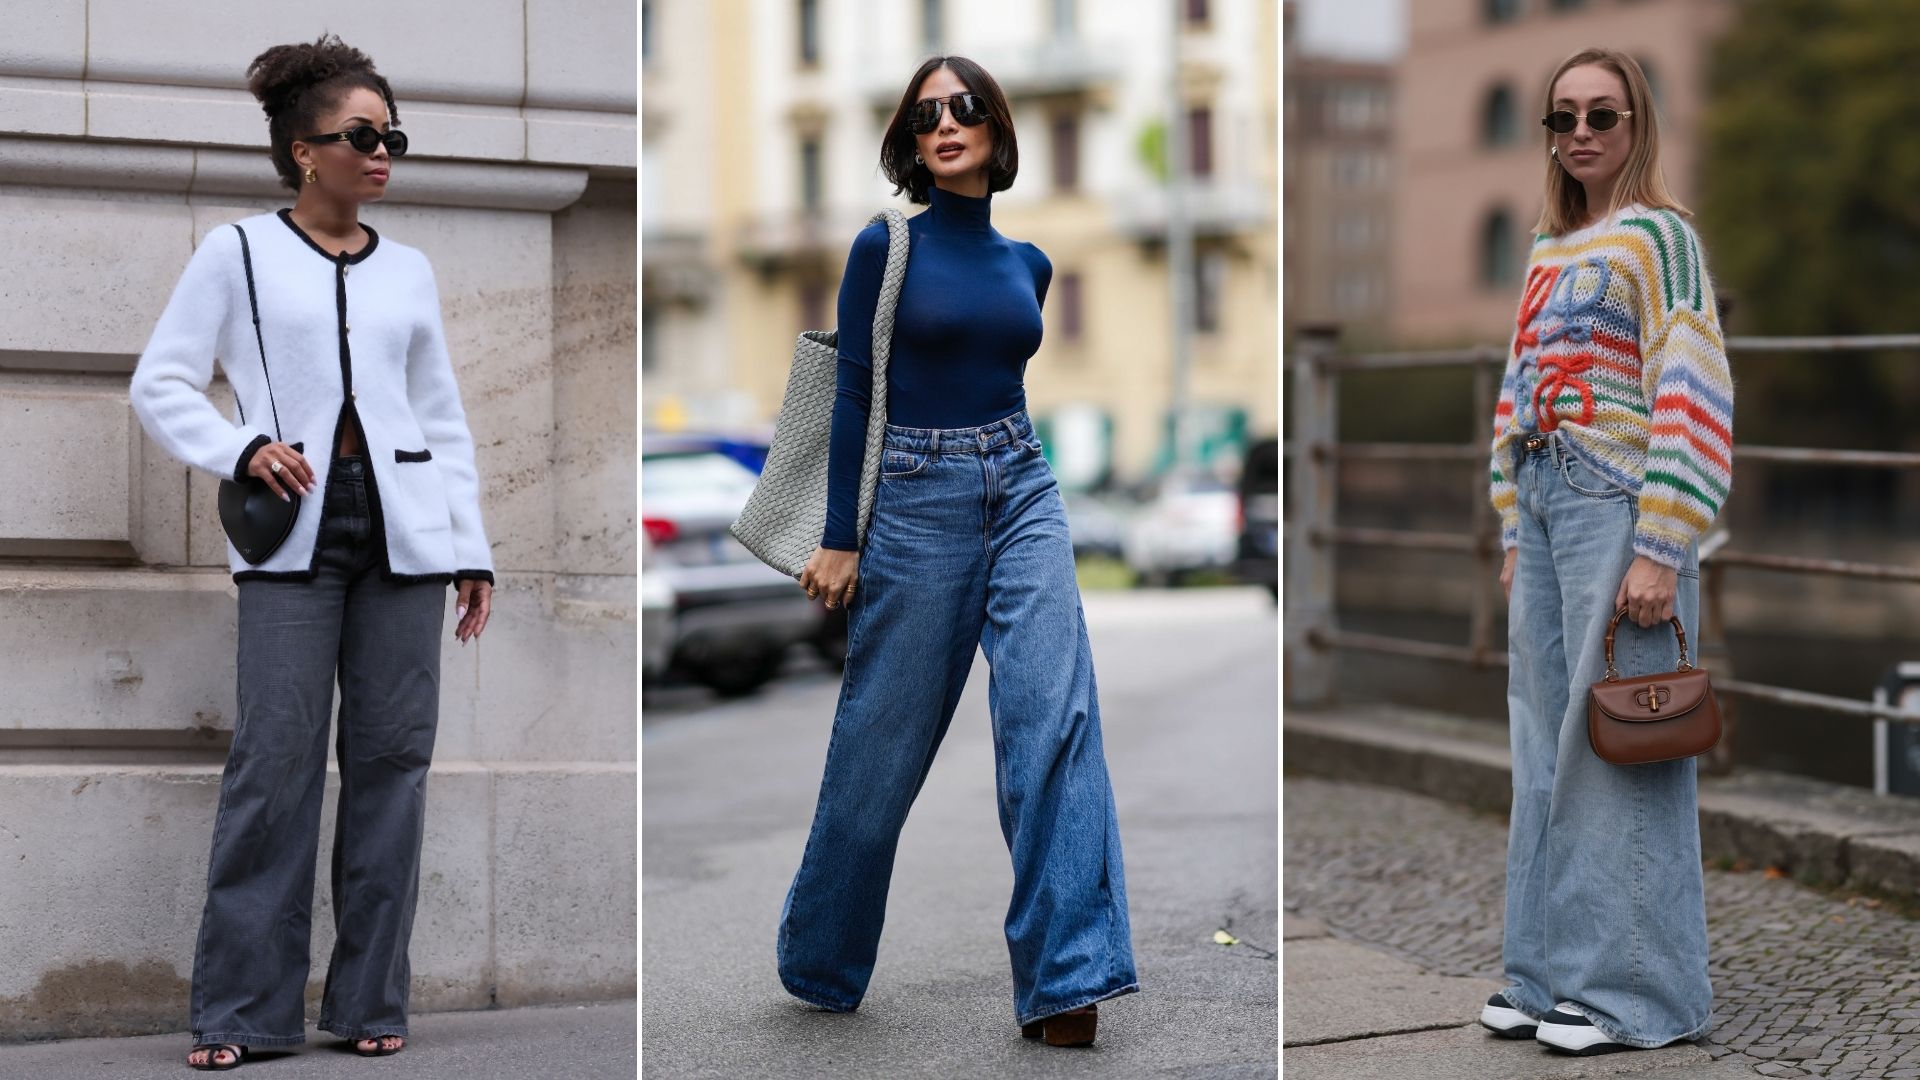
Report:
1499,428,1712,1048
776,409,1140,1028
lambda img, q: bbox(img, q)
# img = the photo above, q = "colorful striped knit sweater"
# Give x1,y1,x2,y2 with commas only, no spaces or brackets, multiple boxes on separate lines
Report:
1488,204,1734,570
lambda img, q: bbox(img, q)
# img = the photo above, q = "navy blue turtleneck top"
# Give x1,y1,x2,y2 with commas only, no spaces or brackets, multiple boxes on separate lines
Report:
821,185,1052,550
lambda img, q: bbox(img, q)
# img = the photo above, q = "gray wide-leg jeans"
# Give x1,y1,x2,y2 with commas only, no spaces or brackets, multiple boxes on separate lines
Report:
190,454,446,1047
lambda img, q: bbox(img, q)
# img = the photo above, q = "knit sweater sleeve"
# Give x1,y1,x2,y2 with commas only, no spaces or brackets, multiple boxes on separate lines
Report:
1489,238,1542,552
404,253,495,583
820,222,889,552
129,224,276,481
1626,211,1734,569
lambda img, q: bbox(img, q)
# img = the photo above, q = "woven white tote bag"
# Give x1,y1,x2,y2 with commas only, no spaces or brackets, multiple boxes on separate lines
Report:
730,208,909,577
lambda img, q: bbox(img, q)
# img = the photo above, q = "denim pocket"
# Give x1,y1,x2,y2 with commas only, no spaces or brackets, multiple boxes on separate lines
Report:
1018,435,1044,456
880,448,930,479
1561,451,1630,501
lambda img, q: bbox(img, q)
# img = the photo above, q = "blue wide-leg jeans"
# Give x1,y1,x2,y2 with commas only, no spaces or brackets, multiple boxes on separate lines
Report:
776,409,1140,1027
1500,428,1713,1048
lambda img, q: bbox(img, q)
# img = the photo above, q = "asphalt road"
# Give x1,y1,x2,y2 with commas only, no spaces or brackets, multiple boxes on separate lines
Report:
641,586,1280,1079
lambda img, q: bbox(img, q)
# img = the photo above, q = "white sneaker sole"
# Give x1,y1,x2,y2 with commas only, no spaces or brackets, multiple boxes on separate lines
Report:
1535,1017,1629,1055
1478,1002,1537,1038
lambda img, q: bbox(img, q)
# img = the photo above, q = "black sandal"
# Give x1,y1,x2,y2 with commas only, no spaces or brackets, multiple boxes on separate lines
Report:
352,1035,405,1057
187,1044,246,1070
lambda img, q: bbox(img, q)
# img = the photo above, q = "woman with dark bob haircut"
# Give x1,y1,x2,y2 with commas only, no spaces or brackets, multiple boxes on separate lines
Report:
129,32,494,1070
776,55,1140,1047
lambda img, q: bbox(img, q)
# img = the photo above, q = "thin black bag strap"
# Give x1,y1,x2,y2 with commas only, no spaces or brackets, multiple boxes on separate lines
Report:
231,224,283,442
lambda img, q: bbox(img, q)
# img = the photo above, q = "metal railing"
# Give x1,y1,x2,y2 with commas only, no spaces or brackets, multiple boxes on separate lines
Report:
1283,322,1920,776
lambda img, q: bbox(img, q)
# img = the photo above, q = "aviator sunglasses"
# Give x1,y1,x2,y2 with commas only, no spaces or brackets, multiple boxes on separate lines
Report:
907,93,991,135
302,124,409,156
1541,107,1632,134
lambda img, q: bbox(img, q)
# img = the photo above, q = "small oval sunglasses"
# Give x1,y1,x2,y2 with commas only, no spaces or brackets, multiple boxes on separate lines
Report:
302,124,409,156
907,93,991,135
1542,108,1632,134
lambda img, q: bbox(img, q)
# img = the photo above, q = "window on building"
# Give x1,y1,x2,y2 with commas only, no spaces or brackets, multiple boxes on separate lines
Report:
1337,212,1370,252
1337,272,1373,315
1051,0,1075,37
800,137,822,211
1194,250,1224,333
642,0,652,63
799,279,827,332
1549,0,1586,9
1056,272,1084,341
1485,0,1520,23
1185,0,1210,26
1188,105,1213,178
641,306,657,372
798,0,820,65
1638,56,1662,106
1483,83,1517,146
1051,112,1081,193
1482,208,1518,288
922,0,943,50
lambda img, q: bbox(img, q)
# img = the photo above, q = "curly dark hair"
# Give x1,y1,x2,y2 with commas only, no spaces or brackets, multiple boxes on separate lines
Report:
246,33,401,193
879,56,1018,204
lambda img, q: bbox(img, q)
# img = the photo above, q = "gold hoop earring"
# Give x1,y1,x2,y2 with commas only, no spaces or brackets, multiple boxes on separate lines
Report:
304,166,318,184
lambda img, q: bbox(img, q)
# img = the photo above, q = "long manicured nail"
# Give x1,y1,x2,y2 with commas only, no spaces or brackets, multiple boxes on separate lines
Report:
456,605,468,620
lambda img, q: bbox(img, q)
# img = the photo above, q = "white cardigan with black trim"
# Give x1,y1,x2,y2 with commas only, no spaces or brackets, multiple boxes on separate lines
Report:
130,209,494,585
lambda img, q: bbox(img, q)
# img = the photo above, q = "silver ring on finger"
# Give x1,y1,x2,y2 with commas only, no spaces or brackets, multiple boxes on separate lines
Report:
270,460,283,473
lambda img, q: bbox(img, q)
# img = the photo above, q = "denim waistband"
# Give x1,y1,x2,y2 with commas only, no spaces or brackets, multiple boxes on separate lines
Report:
883,409,1034,454
1521,431,1558,457
328,455,367,484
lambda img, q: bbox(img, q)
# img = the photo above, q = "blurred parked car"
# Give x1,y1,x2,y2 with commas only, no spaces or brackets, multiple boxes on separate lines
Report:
1235,437,1279,600
1062,492,1128,561
640,533,675,682
641,430,772,476
642,442,818,696
1122,470,1241,587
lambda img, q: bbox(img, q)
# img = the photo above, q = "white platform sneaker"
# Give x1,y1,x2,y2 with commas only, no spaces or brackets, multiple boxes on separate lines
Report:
1534,1002,1630,1055
1478,992,1537,1039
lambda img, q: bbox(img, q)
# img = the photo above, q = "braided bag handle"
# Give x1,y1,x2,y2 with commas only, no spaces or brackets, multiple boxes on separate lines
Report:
852,207,908,546
727,207,909,576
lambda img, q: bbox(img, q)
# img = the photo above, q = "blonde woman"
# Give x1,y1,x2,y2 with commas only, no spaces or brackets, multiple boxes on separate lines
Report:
1478,48,1734,1056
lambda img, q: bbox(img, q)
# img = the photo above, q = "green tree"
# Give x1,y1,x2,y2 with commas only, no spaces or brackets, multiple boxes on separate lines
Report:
1698,0,1920,442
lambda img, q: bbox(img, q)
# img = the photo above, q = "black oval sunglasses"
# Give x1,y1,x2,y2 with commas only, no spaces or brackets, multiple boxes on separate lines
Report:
1542,108,1632,134
302,125,409,156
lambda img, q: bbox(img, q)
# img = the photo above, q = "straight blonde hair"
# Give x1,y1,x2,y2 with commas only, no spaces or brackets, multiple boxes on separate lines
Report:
1535,48,1688,236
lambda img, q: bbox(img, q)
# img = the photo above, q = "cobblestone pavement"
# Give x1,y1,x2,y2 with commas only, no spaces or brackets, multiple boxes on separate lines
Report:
1285,776,1920,1079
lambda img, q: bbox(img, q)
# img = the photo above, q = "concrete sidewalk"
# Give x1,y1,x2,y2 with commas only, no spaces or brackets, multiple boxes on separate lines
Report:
1287,704,1920,896
1282,915,1755,1079
0,1000,634,1079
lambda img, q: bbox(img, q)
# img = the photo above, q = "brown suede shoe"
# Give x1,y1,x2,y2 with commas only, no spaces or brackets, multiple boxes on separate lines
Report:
1020,1004,1098,1047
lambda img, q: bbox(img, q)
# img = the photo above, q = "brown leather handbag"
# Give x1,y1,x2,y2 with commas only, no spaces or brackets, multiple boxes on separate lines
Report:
1587,607,1721,765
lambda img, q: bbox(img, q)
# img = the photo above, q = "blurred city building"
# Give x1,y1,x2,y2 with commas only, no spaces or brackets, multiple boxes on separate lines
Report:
1282,7,1394,344
642,0,1279,488
1390,0,1732,345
